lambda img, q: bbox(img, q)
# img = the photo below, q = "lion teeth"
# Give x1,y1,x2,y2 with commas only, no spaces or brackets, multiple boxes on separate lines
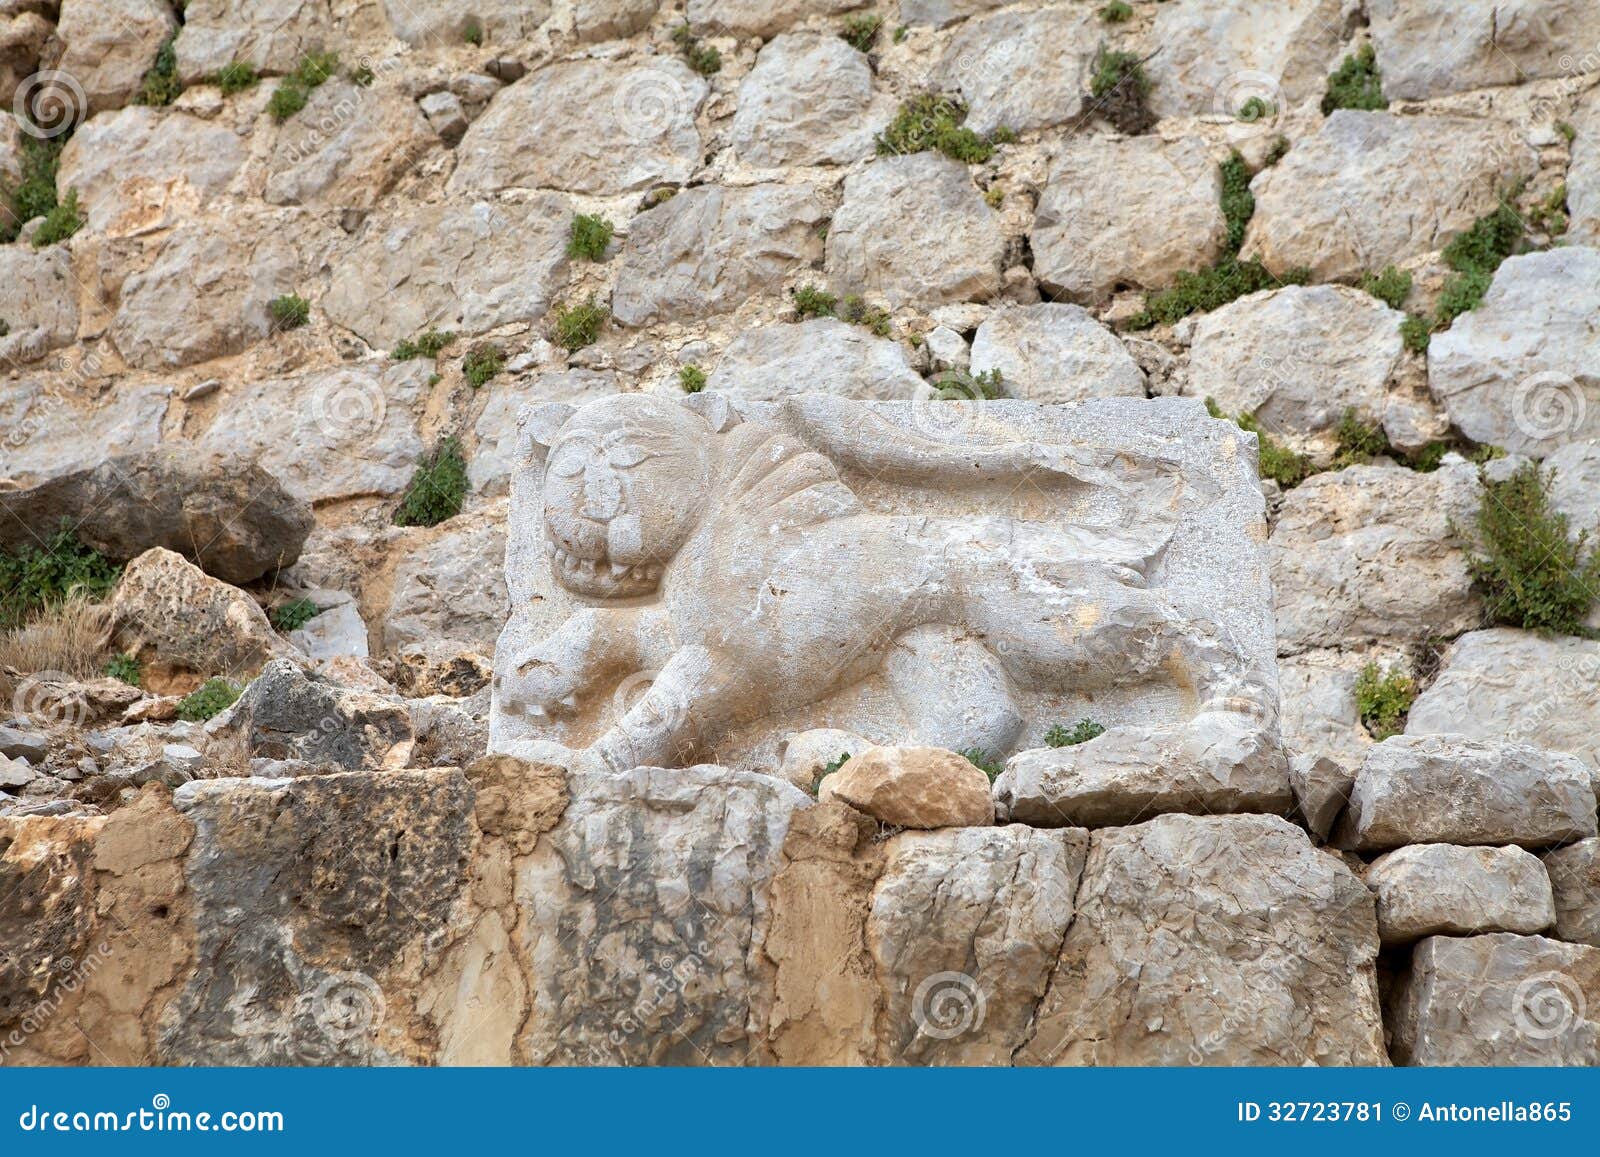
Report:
610,562,629,578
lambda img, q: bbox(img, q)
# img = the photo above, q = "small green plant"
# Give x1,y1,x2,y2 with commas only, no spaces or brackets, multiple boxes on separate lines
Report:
0,136,65,244
1219,150,1254,252
1398,198,1524,342
32,187,84,248
350,62,376,87
0,526,122,629
552,297,608,351
1556,120,1576,144
1332,408,1391,467
840,14,881,52
893,23,909,43
790,283,838,320
1463,461,1600,636
959,747,1005,783
394,436,469,528
1400,313,1432,354
1262,134,1291,167
810,751,852,797
643,187,677,209
0,320,8,337
672,23,721,76
1322,43,1386,114
934,367,1005,400
1086,46,1153,134
268,293,310,330
1099,0,1132,22
1408,440,1450,473
213,60,260,94
270,597,320,633
463,19,483,45
1205,399,1313,488
462,342,505,388
877,92,1007,164
392,329,455,361
567,213,615,261
135,34,183,106
268,51,338,122
104,653,142,688
1237,96,1275,122
267,81,309,121
840,295,891,337
1045,719,1106,747
1528,183,1568,237
984,183,1004,208
1129,262,1307,329
1359,266,1412,310
1354,662,1415,740
176,678,242,722
678,365,707,393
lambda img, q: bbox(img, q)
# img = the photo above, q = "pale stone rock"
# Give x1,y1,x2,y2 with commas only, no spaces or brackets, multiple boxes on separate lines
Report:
55,0,176,112
286,593,368,662
1428,249,1600,456
1333,734,1598,852
0,10,51,109
1368,0,1600,100
776,728,870,794
1391,933,1600,1066
1243,112,1538,282
0,381,168,484
898,0,1009,27
1144,0,1355,119
383,0,552,45
194,362,430,504
821,746,993,829
1570,90,1600,246
1383,391,1450,453
731,34,887,167
418,91,466,145
1547,440,1600,533
0,110,21,187
383,513,509,654
1185,286,1402,438
968,304,1145,404
1288,753,1353,841
1545,839,1600,948
470,370,619,496
573,0,659,41
1021,814,1387,1065
869,825,1087,1064
922,325,967,373
449,58,707,196
58,107,247,236
1032,136,1226,300
1367,844,1556,946
1406,630,1600,767
826,155,1004,309
323,194,571,348
688,0,863,36
705,319,924,400
932,6,1092,135
1269,463,1481,652
174,0,353,83
0,245,77,364
265,78,435,209
1278,651,1373,767
209,659,412,773
613,183,829,326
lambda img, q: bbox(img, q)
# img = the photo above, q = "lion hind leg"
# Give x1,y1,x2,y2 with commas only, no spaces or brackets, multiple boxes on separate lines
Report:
884,624,1024,759
589,644,742,771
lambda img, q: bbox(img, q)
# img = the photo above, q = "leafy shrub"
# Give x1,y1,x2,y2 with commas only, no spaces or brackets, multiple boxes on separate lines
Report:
1322,43,1386,114
1129,261,1307,329
463,20,483,45
840,294,891,337
894,23,909,43
877,93,1008,164
270,597,320,633
1359,266,1412,310
1354,662,1414,740
0,136,64,244
1400,313,1432,354
177,678,242,722
268,293,310,330
268,51,338,122
1408,440,1450,473
1333,408,1390,466
1464,461,1600,635
1099,0,1132,21
1045,719,1106,747
552,297,607,351
1238,96,1275,122
394,436,469,527
1086,47,1153,134
0,527,121,629
104,652,141,687
1205,399,1312,489
463,342,505,388
840,14,881,52
135,34,183,106
959,747,1005,783
1219,150,1254,252
643,187,677,209
672,24,721,76
32,188,84,248
267,81,308,121
933,367,1005,400
1435,201,1521,326
678,365,707,393
567,213,614,261
810,751,852,796
1556,120,1576,144
791,283,838,319
213,61,260,94
392,329,455,360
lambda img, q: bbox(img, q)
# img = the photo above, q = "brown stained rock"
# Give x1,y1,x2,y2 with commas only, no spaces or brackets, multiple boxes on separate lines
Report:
822,746,994,829
465,754,569,856
209,659,413,774
0,814,104,1034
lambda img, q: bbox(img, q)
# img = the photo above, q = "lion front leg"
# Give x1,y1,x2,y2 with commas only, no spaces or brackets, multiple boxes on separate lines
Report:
507,605,673,721
588,645,741,771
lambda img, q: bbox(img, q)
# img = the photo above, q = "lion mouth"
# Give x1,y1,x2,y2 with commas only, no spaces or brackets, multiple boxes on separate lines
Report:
546,541,661,596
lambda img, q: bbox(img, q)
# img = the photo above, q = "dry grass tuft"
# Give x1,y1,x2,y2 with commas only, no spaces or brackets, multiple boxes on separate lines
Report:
0,594,114,703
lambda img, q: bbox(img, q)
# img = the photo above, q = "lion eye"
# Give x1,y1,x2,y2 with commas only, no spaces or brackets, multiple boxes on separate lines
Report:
605,444,649,468
548,443,587,478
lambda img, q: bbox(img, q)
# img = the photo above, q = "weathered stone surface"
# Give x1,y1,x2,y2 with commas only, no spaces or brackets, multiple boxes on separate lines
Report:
1406,630,1600,767
706,319,924,401
1333,734,1598,853
1270,462,1481,652
821,745,993,828
0,815,103,1031
1032,136,1226,300
163,769,472,1064
470,370,619,495
449,58,706,196
265,78,435,209
111,549,292,681
1243,112,1538,282
968,304,1145,403
285,591,368,662
0,9,51,109
0,109,21,187
868,825,1087,1064
731,33,888,167
0,245,77,364
1184,286,1403,439
0,449,313,584
1288,753,1353,841
1545,839,1600,948
573,0,659,41
464,754,567,857
0,382,169,485
58,107,247,237
1279,651,1374,768
775,728,870,794
1144,0,1355,119
194,361,428,505
897,0,1008,27
209,659,413,773
324,194,571,348
1570,90,1600,247
174,0,356,83
1548,440,1600,535
518,764,808,1065
1391,933,1600,1066
1368,0,1600,100
383,512,509,654
994,714,1292,828
613,183,829,326
1367,844,1556,946
54,0,176,112
932,6,1092,134
1428,249,1600,456
827,156,1004,310
383,0,552,44
1021,814,1386,1065
689,0,863,36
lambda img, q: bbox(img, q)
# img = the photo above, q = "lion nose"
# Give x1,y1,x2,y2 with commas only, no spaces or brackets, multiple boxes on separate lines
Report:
581,463,623,521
